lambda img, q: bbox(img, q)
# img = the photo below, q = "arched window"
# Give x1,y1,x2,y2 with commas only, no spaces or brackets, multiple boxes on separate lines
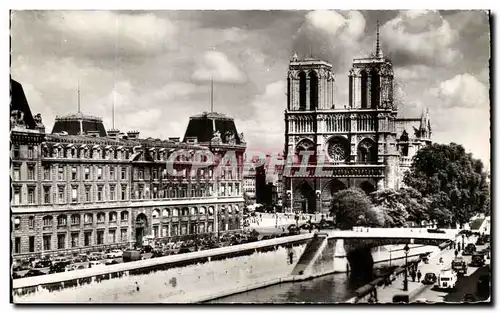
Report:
181,207,189,216
57,214,67,226
234,204,239,214
152,209,160,219
361,71,368,109
199,206,206,215
299,71,307,110
162,208,170,217
208,206,214,215
227,205,232,214
191,207,198,215
43,216,53,227
220,206,225,215
309,71,318,110
109,211,117,222
120,211,128,221
172,208,179,217
96,212,105,223
71,214,80,225
370,69,380,109
84,213,93,224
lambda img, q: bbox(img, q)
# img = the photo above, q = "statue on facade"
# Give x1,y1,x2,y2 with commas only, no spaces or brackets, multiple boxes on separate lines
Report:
239,132,245,143
225,130,236,145
211,130,222,144
10,110,25,129
34,113,43,125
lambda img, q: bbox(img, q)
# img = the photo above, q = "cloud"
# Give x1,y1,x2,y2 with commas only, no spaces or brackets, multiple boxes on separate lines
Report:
11,11,177,59
431,73,489,109
191,51,247,84
382,10,461,66
239,81,286,153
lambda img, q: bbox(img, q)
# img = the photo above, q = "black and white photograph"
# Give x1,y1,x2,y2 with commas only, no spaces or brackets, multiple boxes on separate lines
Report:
9,7,492,304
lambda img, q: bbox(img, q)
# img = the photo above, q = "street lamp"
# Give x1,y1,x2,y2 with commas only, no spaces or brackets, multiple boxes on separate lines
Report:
462,234,465,251
403,243,410,291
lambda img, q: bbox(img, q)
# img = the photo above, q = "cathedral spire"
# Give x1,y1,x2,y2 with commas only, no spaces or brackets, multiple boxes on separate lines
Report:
375,20,383,58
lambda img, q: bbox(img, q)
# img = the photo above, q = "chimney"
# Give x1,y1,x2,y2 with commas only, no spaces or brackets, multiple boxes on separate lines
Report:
87,130,100,138
108,129,120,140
127,131,140,140
169,137,180,143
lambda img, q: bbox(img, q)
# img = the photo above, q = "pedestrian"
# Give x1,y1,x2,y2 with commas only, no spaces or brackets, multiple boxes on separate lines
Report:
417,270,422,282
455,249,458,258
411,271,416,282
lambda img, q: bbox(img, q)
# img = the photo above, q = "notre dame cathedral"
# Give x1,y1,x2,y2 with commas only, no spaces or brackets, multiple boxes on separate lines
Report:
283,27,432,215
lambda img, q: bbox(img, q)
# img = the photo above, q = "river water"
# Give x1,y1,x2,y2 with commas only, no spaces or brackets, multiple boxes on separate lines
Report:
207,271,374,303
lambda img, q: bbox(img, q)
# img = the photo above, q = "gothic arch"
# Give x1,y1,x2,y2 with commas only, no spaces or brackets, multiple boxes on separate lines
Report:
299,71,307,110
357,138,378,164
359,181,376,194
370,68,380,109
309,71,318,110
326,136,350,163
293,181,316,214
321,179,347,209
361,70,368,109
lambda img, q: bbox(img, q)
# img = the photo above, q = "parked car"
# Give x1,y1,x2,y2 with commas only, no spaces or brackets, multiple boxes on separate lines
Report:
140,245,154,254
422,272,437,285
106,249,123,259
50,261,71,274
476,237,485,245
33,260,52,268
470,253,486,267
123,249,142,262
88,261,105,268
23,269,47,278
105,259,119,266
73,254,88,263
463,243,476,256
88,252,104,261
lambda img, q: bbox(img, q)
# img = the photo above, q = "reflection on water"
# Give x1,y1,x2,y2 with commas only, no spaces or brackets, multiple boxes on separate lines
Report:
207,271,376,303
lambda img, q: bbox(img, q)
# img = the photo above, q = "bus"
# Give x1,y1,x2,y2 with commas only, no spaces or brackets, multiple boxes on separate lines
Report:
437,269,457,290
452,257,467,275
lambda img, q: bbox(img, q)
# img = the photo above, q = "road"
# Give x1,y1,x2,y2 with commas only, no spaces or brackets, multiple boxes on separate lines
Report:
411,241,491,303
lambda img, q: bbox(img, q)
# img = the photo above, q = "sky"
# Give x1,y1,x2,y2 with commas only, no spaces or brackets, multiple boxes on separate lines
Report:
10,10,491,169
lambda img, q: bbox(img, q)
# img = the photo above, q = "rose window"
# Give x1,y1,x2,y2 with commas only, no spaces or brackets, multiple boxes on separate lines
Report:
327,139,348,162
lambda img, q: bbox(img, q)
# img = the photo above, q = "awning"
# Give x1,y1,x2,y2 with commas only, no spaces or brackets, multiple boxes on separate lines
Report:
159,148,166,152
92,145,100,149
66,144,74,148
208,207,214,214
105,145,112,150
80,144,87,149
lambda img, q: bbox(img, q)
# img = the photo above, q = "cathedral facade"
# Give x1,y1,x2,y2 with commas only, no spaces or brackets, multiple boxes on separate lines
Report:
283,33,432,215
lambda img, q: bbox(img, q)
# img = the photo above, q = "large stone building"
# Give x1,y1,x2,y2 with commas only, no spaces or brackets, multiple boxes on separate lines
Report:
283,29,431,215
10,80,245,258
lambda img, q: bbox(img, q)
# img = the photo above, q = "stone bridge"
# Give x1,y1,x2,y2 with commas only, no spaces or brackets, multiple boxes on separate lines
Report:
323,228,457,275
11,228,458,303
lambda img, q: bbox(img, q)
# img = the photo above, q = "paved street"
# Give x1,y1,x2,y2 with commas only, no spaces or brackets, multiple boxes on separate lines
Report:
411,241,490,303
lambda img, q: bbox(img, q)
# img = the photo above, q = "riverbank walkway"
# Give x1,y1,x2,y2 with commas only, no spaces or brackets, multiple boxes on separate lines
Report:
374,247,457,303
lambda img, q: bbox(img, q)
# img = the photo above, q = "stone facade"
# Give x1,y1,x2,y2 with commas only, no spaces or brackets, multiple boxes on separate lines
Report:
283,35,431,215
10,81,246,259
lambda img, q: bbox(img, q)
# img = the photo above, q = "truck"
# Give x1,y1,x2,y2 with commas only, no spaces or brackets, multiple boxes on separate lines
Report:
452,257,468,275
436,269,457,290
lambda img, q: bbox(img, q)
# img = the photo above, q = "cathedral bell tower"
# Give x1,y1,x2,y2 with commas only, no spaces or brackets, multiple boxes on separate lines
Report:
287,54,336,111
348,22,395,111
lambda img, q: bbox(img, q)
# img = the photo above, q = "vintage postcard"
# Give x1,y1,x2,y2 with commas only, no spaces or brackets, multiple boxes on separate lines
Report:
10,9,491,304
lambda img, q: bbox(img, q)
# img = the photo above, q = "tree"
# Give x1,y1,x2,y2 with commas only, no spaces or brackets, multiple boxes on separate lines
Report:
403,143,490,225
331,188,382,229
370,188,409,227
